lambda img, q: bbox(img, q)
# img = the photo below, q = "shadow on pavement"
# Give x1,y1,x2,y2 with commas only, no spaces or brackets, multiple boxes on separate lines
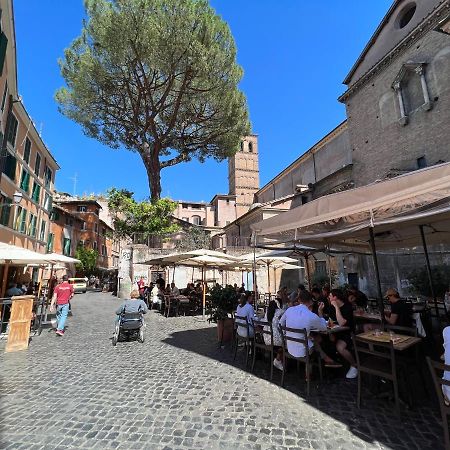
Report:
162,325,444,450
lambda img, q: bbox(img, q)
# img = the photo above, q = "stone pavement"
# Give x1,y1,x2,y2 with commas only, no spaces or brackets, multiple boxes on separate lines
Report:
0,292,445,450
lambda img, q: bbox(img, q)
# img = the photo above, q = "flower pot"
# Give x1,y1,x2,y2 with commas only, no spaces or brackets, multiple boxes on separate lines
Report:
217,318,234,343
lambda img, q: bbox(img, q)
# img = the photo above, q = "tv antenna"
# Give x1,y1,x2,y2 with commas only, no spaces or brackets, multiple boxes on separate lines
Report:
70,173,78,196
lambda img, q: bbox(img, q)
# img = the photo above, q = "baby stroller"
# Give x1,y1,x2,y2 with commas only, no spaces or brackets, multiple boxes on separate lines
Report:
112,306,145,346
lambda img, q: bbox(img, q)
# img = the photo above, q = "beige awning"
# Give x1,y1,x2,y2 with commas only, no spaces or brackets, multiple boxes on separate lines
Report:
0,242,56,265
251,162,450,250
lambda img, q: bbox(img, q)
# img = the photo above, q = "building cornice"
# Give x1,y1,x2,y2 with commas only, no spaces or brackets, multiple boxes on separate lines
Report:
339,1,450,102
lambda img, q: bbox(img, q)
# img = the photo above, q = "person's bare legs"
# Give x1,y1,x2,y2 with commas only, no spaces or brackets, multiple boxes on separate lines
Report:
336,339,356,366
313,335,340,366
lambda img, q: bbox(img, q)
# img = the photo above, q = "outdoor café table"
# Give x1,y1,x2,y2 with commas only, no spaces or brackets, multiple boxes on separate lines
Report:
357,330,421,351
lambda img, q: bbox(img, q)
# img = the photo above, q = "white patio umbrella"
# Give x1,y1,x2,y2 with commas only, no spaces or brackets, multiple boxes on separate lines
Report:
240,252,298,294
175,255,234,318
45,253,80,264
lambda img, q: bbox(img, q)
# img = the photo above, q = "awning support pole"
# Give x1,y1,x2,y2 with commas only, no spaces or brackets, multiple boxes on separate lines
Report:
368,227,384,322
267,261,271,294
419,225,440,320
252,233,257,302
304,253,312,291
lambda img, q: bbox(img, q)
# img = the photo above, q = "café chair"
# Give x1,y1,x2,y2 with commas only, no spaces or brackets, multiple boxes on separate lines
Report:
164,296,178,318
251,319,274,380
352,334,400,415
233,315,253,368
279,325,322,397
426,357,450,450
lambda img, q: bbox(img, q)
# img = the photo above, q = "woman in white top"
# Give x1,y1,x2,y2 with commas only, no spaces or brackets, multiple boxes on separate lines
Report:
263,298,285,371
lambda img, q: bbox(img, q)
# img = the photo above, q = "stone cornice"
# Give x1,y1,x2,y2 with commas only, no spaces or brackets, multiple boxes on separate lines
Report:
339,1,450,103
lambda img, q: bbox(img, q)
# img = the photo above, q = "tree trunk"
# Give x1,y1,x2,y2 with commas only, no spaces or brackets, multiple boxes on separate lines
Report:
141,150,162,201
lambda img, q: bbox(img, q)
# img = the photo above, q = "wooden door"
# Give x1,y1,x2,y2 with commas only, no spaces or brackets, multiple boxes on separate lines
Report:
5,295,34,353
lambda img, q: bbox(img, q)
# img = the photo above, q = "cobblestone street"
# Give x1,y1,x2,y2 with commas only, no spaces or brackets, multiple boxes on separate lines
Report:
0,292,444,449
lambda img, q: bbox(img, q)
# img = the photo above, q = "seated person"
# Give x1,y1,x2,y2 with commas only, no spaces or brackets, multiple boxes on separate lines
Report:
347,285,368,309
6,282,24,297
384,288,413,327
279,290,327,359
235,293,255,338
264,297,284,370
170,282,180,296
116,290,148,320
328,288,358,379
443,326,450,405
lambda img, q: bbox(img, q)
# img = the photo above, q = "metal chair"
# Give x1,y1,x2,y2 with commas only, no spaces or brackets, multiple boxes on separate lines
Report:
426,357,450,450
252,319,274,380
233,314,252,368
352,334,400,415
280,325,322,397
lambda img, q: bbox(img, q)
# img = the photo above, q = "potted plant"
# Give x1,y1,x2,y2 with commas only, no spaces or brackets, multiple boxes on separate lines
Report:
208,284,238,343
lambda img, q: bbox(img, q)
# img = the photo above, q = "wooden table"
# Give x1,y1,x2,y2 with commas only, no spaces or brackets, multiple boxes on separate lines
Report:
357,330,421,351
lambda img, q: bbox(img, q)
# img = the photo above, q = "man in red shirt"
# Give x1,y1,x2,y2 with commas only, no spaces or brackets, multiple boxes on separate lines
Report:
50,275,74,336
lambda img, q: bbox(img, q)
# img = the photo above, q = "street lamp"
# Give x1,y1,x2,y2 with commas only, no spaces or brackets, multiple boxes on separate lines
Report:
13,191,23,204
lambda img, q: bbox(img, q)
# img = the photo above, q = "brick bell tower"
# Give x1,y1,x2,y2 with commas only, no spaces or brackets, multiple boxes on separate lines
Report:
228,135,260,218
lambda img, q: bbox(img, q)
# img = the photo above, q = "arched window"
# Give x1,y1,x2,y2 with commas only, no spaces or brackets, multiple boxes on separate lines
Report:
240,141,244,152
192,215,201,225
248,142,253,152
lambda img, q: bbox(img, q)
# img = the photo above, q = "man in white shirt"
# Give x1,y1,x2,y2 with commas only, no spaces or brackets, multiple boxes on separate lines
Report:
236,294,255,338
279,291,326,358
170,282,180,296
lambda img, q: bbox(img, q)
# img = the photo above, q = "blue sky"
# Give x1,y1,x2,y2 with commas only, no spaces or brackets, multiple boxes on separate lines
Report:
14,0,392,202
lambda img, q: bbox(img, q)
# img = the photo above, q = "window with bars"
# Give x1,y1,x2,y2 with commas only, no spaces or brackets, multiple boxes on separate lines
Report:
23,138,31,164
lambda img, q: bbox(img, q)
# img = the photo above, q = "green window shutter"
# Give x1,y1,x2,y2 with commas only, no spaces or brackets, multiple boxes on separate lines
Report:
47,233,54,252
63,238,71,256
31,215,37,237
20,169,30,192
24,138,31,164
19,208,27,233
32,182,41,202
0,197,11,227
6,114,18,147
0,32,8,76
39,220,46,241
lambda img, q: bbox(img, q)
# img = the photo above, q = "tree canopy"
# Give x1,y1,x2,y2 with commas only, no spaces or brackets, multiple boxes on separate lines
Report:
107,188,178,240
75,246,98,276
56,0,250,200
175,225,211,252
